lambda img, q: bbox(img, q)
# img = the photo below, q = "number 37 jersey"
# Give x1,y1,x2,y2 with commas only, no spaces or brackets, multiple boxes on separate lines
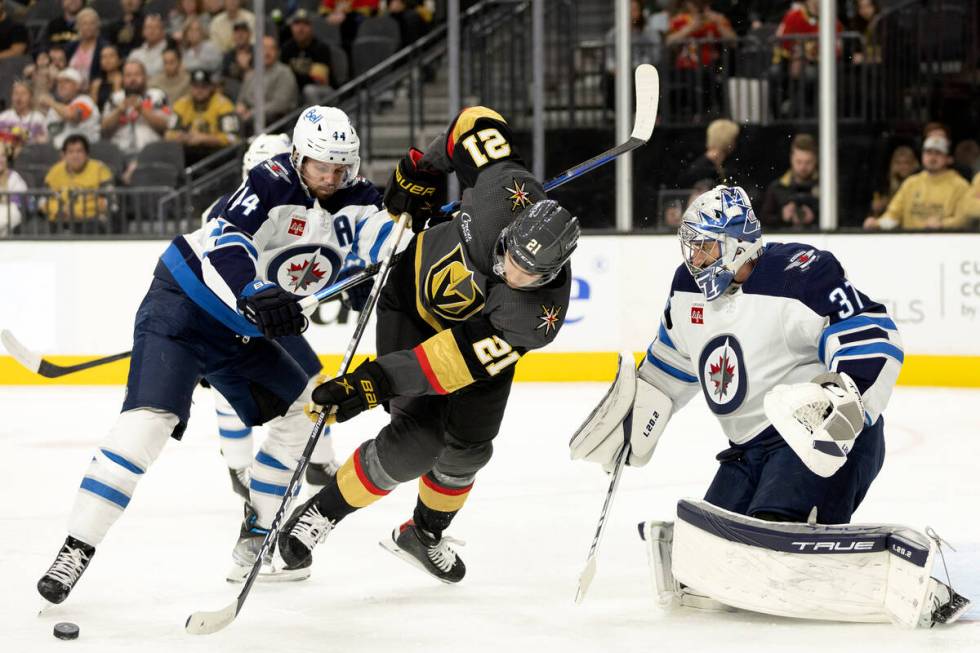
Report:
640,242,904,445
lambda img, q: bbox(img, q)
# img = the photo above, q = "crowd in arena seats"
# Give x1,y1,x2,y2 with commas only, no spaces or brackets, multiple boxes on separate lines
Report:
0,0,434,233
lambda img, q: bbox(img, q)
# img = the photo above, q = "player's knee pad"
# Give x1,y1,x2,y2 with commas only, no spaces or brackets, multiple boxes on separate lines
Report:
263,376,318,454
98,408,179,481
436,433,494,478
375,418,445,482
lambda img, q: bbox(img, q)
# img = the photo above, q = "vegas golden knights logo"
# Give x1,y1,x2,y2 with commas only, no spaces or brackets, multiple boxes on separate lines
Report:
425,244,485,322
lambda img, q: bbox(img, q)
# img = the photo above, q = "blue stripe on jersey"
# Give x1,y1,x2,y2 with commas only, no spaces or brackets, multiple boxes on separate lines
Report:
161,242,263,338
819,315,897,363
657,322,676,350
100,448,144,475
368,219,394,264
80,477,130,509
830,342,905,365
249,478,288,496
219,427,252,439
645,351,698,383
255,450,289,470
211,234,258,260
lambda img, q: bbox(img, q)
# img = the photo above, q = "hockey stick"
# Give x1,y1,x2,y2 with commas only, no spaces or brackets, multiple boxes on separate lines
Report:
1,263,389,379
439,63,660,214
574,443,630,605
184,212,412,636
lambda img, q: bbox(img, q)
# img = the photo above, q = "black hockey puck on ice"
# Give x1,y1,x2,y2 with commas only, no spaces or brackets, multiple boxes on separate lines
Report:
53,622,79,640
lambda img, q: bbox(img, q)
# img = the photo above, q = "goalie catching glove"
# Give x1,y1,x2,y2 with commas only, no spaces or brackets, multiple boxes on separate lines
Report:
308,360,392,424
569,353,673,470
764,371,866,478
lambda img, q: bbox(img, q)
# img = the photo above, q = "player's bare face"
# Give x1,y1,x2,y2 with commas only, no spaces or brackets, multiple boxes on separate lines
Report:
502,251,543,289
689,240,721,269
301,159,347,200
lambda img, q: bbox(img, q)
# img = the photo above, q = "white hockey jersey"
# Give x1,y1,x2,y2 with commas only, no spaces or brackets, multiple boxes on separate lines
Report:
640,243,904,445
160,152,395,337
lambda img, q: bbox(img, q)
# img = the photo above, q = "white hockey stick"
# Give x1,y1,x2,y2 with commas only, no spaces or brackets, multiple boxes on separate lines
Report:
184,212,412,636
575,443,630,604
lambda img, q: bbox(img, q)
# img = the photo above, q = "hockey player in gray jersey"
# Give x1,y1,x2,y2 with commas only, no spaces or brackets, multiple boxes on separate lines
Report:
570,185,969,627
272,106,581,583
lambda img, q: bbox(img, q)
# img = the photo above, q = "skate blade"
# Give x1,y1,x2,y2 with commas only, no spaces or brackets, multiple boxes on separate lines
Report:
37,599,56,616
226,561,310,583
378,537,456,585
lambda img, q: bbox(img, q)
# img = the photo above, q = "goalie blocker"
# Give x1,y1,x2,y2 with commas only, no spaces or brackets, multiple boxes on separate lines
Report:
640,499,971,628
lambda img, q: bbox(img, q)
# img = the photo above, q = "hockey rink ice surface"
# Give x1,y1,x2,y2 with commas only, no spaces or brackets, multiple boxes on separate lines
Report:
1,383,978,652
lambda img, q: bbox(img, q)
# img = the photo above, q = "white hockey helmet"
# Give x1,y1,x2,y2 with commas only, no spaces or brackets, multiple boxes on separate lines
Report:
678,185,764,301
242,132,291,179
291,106,360,192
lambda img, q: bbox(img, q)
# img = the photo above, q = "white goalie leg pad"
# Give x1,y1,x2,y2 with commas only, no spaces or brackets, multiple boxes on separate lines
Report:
213,389,254,470
569,352,636,466
69,408,178,546
670,499,966,627
249,377,317,527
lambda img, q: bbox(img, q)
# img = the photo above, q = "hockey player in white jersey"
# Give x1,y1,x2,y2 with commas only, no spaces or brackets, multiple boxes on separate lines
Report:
37,106,400,604
570,185,969,627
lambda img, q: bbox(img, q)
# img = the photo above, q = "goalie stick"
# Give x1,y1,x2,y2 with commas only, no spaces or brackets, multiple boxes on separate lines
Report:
1,261,390,379
439,63,660,214
575,443,630,604
184,212,412,636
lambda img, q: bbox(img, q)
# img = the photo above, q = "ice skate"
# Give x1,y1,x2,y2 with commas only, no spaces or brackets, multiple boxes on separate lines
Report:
228,466,249,501
277,495,336,572
380,519,465,584
304,459,340,487
227,503,310,582
37,536,96,604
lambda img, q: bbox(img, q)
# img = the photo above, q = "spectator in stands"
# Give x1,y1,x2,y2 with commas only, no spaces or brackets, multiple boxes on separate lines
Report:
387,0,430,48
0,3,29,60
678,118,739,188
129,13,174,78
180,16,222,73
771,0,842,117
221,20,252,84
955,172,980,230
954,139,978,174
65,8,107,88
760,133,819,229
869,145,918,218
150,47,191,104
0,81,49,157
39,68,101,149
108,0,146,58
923,122,972,181
848,0,881,65
666,0,735,117
24,48,63,98
0,146,27,236
90,44,124,109
44,134,113,232
101,59,169,161
282,9,334,103
603,0,666,109
864,134,969,231
167,69,239,165
210,0,255,52
236,35,299,127
169,0,210,43
325,0,374,57
45,0,85,49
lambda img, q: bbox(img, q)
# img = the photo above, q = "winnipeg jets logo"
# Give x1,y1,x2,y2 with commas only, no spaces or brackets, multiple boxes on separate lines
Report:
288,258,327,292
267,244,343,296
784,248,819,271
535,304,562,335
697,335,747,415
505,179,532,212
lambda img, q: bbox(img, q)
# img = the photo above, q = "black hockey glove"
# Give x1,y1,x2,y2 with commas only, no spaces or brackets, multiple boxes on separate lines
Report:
237,280,308,338
383,148,445,232
311,360,392,423
336,266,374,313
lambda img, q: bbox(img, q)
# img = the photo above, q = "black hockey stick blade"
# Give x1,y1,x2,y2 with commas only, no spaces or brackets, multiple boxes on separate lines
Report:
1,329,131,378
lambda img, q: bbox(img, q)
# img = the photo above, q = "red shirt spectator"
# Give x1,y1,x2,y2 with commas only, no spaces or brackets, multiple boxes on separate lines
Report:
321,0,380,15
666,1,735,70
774,0,842,64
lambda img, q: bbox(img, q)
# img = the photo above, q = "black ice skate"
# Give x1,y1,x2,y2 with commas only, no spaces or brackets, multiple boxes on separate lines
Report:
304,459,340,487
277,495,335,571
380,519,466,584
228,503,309,582
228,466,249,501
37,536,96,604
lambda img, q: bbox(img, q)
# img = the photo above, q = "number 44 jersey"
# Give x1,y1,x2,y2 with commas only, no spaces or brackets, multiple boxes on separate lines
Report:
641,243,904,445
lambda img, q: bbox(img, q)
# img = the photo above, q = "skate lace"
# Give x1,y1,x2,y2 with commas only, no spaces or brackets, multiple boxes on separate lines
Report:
427,536,465,573
47,546,89,587
291,505,334,550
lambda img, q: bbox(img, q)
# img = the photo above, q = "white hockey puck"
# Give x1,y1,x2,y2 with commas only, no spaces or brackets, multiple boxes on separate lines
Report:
53,622,79,640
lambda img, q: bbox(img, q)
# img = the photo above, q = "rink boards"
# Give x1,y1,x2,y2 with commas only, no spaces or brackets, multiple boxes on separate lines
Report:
1,233,978,387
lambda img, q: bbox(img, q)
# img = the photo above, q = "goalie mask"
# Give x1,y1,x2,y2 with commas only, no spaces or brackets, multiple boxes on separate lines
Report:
678,185,763,301
291,106,361,194
493,199,580,289
242,133,291,179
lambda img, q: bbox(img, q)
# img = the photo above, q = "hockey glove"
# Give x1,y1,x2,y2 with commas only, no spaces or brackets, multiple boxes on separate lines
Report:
764,371,866,478
238,280,308,338
383,148,445,231
336,266,374,313
310,360,392,423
